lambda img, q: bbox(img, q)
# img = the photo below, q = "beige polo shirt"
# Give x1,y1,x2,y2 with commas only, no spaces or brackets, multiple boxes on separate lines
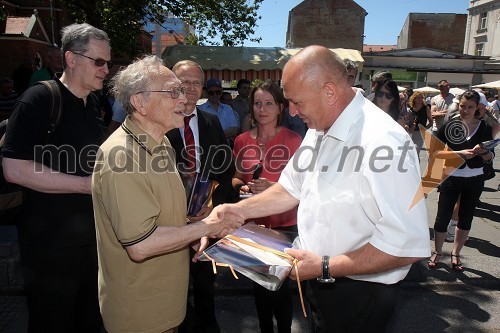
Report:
92,117,189,333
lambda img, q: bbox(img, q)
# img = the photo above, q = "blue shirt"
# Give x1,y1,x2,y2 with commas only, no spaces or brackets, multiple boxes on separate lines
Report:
198,101,239,131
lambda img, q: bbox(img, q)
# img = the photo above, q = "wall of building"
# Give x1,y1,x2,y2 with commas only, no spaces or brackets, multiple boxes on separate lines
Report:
286,0,366,51
397,13,467,54
464,0,500,59
397,15,411,49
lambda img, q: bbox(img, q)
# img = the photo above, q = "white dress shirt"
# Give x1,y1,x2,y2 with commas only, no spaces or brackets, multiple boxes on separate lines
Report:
279,90,430,284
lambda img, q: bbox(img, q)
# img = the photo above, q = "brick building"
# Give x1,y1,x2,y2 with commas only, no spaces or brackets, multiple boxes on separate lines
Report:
0,0,69,78
286,0,366,51
397,13,467,54
0,0,152,80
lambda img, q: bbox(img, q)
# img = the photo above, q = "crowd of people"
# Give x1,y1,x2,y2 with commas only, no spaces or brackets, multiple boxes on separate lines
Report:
0,21,498,333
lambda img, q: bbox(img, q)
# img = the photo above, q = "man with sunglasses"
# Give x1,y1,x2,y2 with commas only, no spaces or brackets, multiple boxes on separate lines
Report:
198,78,239,142
2,23,111,332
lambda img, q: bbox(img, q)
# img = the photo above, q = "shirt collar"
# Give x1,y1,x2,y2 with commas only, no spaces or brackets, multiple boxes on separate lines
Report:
183,107,198,117
323,89,364,142
122,117,168,156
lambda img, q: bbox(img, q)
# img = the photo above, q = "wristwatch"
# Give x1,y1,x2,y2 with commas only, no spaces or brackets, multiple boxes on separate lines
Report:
317,255,335,283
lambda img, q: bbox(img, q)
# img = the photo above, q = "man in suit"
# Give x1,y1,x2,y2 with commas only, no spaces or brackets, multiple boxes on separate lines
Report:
167,60,235,333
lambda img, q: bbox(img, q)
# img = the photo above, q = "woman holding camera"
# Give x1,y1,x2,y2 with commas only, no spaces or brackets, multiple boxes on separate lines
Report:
231,80,302,333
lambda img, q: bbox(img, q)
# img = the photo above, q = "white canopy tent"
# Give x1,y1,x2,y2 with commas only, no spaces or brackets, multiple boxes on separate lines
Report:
472,80,500,89
449,87,466,95
414,86,440,93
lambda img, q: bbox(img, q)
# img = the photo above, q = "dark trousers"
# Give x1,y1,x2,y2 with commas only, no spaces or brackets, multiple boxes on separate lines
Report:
179,249,220,333
251,224,297,333
20,245,102,333
434,175,484,232
306,278,399,333
253,278,293,333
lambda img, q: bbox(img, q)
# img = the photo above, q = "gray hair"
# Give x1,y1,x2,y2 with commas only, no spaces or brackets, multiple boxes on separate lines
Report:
111,55,167,114
60,23,110,68
172,60,205,82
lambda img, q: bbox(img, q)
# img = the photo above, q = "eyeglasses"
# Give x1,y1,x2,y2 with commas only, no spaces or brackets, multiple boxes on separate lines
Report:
208,90,222,96
181,80,202,88
72,52,113,69
375,91,393,99
437,85,449,89
136,87,187,99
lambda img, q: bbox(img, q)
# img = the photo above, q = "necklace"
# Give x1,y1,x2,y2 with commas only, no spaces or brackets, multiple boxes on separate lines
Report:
256,126,280,146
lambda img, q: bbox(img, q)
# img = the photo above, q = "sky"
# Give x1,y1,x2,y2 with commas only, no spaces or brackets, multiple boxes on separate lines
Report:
241,0,470,47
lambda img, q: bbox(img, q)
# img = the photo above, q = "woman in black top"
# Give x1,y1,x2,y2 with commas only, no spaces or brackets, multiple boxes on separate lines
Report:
408,91,432,158
428,90,493,271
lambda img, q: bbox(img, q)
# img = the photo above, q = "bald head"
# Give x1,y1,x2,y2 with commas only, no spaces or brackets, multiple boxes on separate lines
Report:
284,45,349,88
281,46,356,131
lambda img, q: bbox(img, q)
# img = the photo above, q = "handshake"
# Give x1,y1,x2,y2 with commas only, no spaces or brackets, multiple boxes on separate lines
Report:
202,204,246,239
190,204,246,261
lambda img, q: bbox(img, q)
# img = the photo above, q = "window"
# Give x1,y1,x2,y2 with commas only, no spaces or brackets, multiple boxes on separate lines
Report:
479,12,487,30
475,43,484,56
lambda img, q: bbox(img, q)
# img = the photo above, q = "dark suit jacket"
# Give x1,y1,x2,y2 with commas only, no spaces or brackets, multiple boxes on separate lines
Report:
166,108,235,206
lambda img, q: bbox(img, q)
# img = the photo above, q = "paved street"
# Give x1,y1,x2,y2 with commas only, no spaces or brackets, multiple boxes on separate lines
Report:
1,150,499,332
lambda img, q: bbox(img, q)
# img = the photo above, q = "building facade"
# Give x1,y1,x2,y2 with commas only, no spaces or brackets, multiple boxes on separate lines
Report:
464,0,500,60
286,0,366,51
397,13,467,54
144,13,194,56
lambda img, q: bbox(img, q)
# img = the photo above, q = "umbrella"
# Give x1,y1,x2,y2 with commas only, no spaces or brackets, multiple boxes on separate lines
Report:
472,80,500,89
414,86,440,93
449,87,466,96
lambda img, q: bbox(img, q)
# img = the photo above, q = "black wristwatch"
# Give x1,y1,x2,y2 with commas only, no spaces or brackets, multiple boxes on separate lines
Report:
317,255,335,283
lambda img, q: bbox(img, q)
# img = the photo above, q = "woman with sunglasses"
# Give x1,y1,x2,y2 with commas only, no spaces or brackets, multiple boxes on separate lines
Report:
428,90,493,271
231,80,302,333
373,80,403,124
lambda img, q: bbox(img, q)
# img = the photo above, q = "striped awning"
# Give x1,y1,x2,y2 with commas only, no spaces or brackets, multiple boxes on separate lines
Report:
278,48,364,71
163,45,364,72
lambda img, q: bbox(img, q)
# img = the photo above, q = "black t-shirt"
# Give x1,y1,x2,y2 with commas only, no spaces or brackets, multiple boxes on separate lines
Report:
2,78,108,247
436,119,493,170
412,105,428,128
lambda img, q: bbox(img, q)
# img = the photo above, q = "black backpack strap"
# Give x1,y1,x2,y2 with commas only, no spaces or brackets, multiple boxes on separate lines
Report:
37,80,62,142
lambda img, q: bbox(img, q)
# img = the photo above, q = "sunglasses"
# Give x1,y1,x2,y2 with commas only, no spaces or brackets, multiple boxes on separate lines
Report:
375,91,393,99
73,52,113,69
208,90,222,96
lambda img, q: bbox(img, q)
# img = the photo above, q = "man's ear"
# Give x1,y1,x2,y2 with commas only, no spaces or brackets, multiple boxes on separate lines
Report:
130,94,146,116
323,82,338,106
64,51,76,69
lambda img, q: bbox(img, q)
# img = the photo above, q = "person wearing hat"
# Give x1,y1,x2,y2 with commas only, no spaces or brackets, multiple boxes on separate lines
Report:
198,78,240,143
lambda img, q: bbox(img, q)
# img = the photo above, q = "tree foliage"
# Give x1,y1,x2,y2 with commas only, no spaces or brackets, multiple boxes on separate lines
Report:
63,0,263,57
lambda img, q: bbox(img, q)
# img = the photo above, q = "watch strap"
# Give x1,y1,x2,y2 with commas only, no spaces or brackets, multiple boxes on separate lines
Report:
317,255,335,283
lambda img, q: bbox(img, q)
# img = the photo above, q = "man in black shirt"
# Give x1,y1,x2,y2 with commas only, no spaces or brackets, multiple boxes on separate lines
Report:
2,23,111,332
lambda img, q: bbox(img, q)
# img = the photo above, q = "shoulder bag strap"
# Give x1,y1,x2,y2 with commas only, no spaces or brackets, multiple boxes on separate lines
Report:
37,80,62,143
